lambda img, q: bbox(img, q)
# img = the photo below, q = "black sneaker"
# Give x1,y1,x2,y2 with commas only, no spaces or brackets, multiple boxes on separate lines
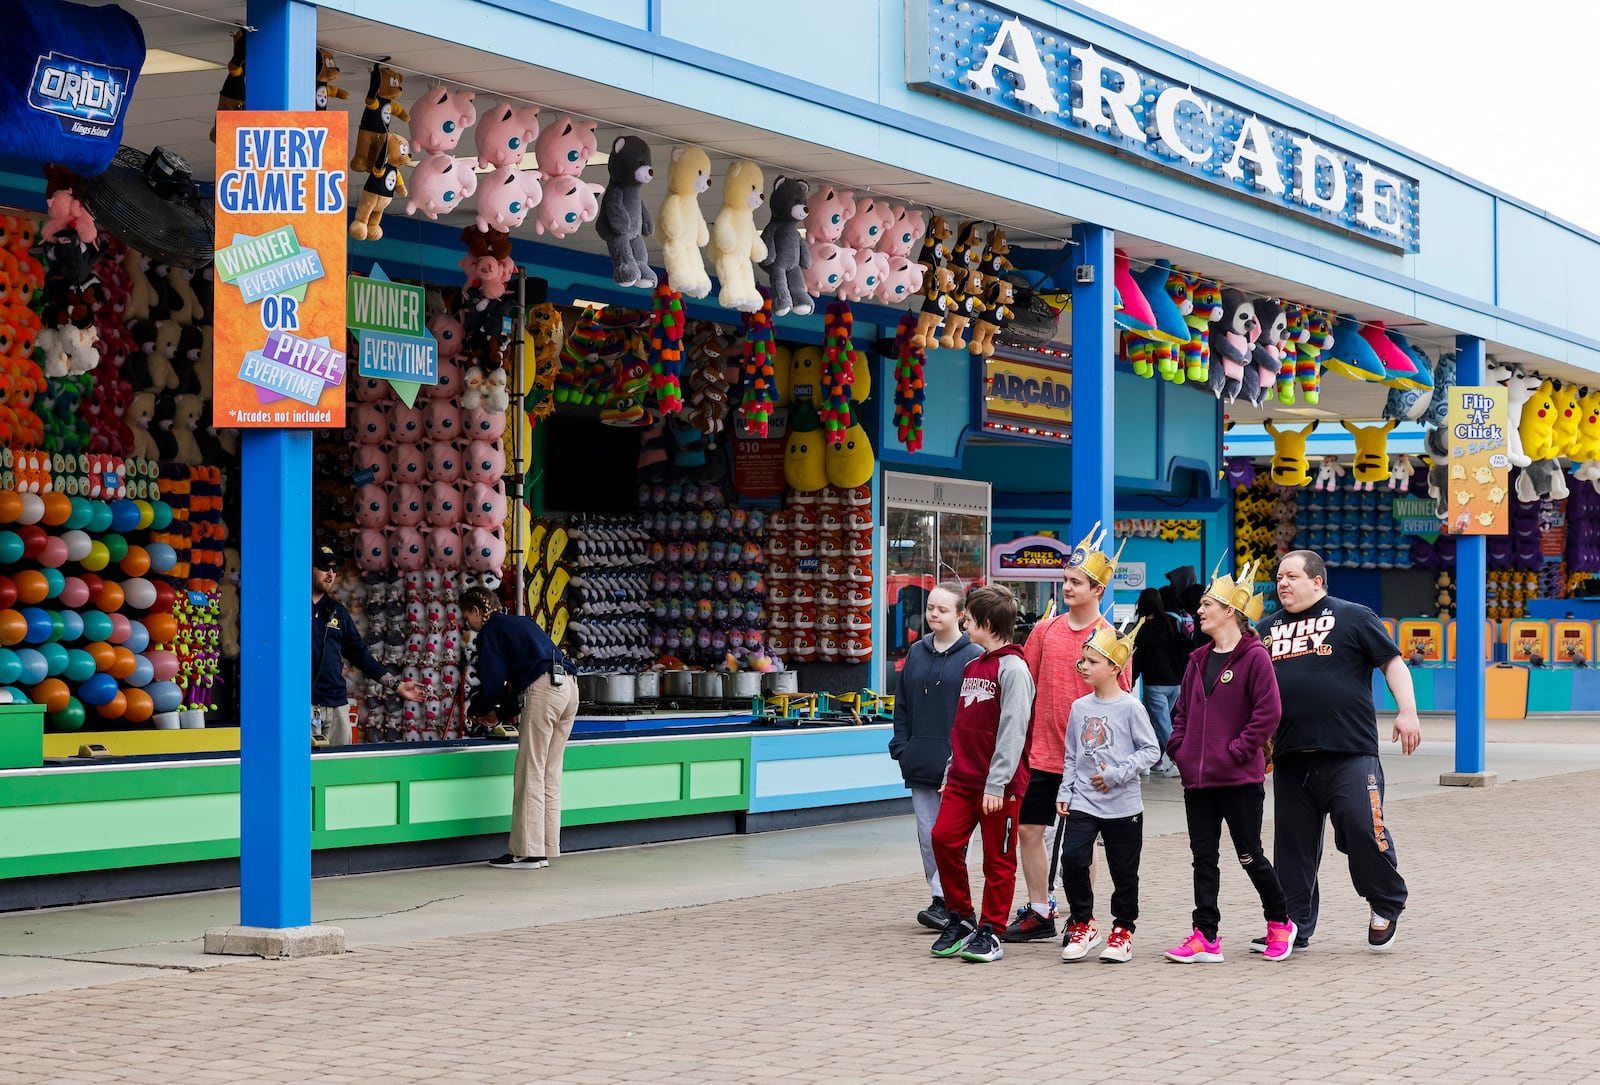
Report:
917,897,951,932
1367,912,1399,952
959,924,1004,962
999,907,1058,942
488,854,548,869
1249,933,1311,953
930,916,977,958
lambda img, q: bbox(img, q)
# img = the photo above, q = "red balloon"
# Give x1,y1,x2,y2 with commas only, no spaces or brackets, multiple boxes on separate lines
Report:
122,687,154,723
18,525,47,559
150,582,177,614
84,575,105,604
0,576,14,610
38,536,69,568
97,582,125,613
95,690,128,718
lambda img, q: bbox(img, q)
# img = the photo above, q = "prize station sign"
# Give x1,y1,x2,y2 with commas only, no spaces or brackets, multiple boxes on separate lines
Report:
990,534,1072,580
213,111,348,427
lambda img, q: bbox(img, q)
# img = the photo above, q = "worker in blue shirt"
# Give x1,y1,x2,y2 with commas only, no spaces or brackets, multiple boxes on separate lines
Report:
461,585,579,869
313,545,421,745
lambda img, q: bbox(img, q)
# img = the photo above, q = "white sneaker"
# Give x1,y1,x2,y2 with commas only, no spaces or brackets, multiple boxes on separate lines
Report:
1060,919,1103,961
1099,926,1133,963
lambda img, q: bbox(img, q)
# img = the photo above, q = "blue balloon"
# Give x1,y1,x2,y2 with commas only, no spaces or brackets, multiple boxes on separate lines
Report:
39,642,69,676
86,501,114,534
144,541,177,573
0,686,27,705
0,648,20,685
65,496,95,530
0,531,22,564
123,620,149,653
40,568,65,599
81,610,113,643
147,501,173,531
146,680,183,713
14,648,47,685
126,654,154,687
108,500,141,533
58,610,85,642
76,671,119,707
21,607,53,644
63,648,96,683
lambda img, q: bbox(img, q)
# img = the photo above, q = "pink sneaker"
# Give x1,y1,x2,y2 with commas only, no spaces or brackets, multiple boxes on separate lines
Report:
1163,928,1223,963
1262,919,1298,962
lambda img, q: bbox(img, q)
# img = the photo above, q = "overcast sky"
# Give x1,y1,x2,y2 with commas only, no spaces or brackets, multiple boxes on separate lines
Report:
1082,0,1600,235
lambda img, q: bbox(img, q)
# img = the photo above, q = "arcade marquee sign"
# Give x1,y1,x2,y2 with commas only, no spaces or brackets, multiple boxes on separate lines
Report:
906,0,1421,252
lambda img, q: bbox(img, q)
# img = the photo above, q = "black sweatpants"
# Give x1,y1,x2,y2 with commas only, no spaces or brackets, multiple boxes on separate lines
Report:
1272,753,1407,940
1184,783,1289,941
1058,811,1143,932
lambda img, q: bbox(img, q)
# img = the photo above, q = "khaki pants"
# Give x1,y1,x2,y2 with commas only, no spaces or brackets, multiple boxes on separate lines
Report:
314,704,351,746
509,674,580,859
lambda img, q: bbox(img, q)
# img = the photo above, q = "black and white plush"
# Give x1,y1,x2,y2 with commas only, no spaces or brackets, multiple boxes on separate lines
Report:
594,135,656,288
1207,288,1258,403
760,176,812,317
1241,297,1284,407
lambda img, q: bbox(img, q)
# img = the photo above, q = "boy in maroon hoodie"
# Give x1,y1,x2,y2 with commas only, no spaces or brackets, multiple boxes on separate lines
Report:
1163,561,1295,964
928,586,1037,963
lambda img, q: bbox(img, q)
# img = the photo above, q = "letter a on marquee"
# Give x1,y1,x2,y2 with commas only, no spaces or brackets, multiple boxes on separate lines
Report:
966,16,1060,115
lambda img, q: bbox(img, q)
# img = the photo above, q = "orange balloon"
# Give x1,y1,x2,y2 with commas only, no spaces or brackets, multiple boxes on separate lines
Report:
85,641,116,671
12,570,48,605
95,690,128,718
40,493,72,526
97,582,124,613
109,646,137,679
122,687,154,723
0,491,21,523
31,677,70,713
0,609,26,646
119,546,150,577
143,613,178,645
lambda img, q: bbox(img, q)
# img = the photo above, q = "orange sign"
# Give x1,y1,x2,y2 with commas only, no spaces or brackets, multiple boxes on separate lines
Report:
212,111,348,427
1444,386,1509,535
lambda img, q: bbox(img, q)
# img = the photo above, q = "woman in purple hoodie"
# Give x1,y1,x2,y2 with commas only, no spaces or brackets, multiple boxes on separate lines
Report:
1162,562,1296,964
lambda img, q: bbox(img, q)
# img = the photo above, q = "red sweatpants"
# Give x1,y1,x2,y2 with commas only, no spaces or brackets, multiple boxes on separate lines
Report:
931,783,1021,931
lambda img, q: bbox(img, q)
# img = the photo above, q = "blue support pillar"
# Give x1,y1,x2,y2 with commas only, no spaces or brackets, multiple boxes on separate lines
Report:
239,0,317,930
1069,225,1114,546
1452,335,1489,775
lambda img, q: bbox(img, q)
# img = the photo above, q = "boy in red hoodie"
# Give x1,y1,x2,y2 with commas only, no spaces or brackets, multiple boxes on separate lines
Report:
928,586,1037,963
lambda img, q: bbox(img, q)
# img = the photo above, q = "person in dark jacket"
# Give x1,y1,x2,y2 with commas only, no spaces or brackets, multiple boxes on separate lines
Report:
312,545,421,746
890,582,983,932
1163,560,1296,964
1131,587,1188,777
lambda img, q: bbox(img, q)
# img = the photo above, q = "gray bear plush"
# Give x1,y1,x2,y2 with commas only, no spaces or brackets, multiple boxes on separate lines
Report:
595,135,657,288
1424,425,1450,519
760,176,812,317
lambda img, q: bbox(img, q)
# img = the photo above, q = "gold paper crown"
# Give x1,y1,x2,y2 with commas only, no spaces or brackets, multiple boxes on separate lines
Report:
1066,521,1127,587
1204,556,1267,622
1086,616,1146,670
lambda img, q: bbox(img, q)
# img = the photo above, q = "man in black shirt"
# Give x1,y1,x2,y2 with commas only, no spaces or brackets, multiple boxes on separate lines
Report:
1257,550,1420,953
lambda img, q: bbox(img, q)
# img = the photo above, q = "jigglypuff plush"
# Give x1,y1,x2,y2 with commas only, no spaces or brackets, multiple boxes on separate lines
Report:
316,48,350,110
351,64,410,174
760,175,812,317
349,132,414,241
1343,419,1398,490
707,160,766,313
594,136,656,288
1265,420,1317,488
658,146,713,298
209,29,246,143
1208,288,1259,403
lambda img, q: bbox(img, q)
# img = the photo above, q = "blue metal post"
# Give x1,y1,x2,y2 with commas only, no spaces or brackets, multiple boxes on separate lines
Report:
1069,225,1114,547
1453,335,1488,774
239,0,317,929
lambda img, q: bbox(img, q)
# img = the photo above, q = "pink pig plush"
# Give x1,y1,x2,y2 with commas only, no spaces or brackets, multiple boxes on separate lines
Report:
841,197,893,252
426,526,464,570
804,243,856,298
353,445,390,485
474,101,540,170
390,482,426,527
422,400,460,443
474,166,540,233
459,247,516,300
463,481,507,527
878,205,927,257
424,357,463,400
355,484,389,528
428,313,465,361
464,440,505,484
425,482,463,526
875,256,925,305
353,404,389,444
842,249,889,302
464,527,507,572
535,175,605,238
424,441,463,482
461,407,506,440
804,186,856,244
405,154,479,220
387,402,424,442
408,84,477,155
534,116,598,179
357,529,390,572
390,527,427,571
389,442,426,485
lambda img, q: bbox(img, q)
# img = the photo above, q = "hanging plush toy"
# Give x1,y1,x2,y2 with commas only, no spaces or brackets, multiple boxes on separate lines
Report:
760,175,812,317
1388,454,1416,490
804,186,855,245
647,284,688,412
1551,380,1583,459
315,48,349,111
474,101,539,170
349,132,415,241
892,316,926,450
912,264,957,350
351,63,409,174
825,403,875,489
405,153,478,220
1207,289,1259,403
1313,456,1345,492
819,301,857,439
209,29,247,143
878,206,927,258
1343,419,1397,491
658,146,713,297
708,160,766,313
474,165,540,233
1294,308,1336,403
1182,276,1222,384
1519,378,1561,462
595,135,657,288
408,85,477,155
1240,298,1285,408
1264,421,1318,488
968,276,1013,358
534,117,598,179
784,403,828,493
737,296,779,436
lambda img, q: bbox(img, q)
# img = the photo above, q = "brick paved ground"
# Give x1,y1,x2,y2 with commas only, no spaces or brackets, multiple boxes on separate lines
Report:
4,769,1599,1083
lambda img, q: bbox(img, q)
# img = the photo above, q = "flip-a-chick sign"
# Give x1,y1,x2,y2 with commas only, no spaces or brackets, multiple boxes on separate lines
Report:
1445,386,1509,536
213,112,349,428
